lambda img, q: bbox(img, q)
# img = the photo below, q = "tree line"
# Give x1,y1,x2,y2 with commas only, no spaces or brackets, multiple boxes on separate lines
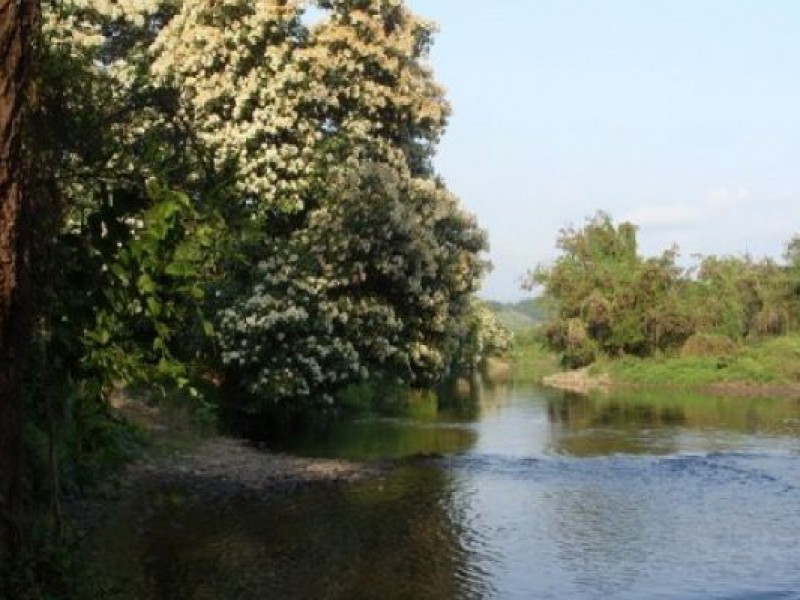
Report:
529,212,800,368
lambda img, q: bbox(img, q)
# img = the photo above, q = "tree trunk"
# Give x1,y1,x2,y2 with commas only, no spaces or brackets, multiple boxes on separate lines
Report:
0,0,39,560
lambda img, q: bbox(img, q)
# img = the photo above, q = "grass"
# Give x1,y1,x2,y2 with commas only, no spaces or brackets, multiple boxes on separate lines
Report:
599,334,800,388
509,326,561,382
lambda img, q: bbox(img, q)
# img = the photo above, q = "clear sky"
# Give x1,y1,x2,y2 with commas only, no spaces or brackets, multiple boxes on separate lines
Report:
409,0,800,301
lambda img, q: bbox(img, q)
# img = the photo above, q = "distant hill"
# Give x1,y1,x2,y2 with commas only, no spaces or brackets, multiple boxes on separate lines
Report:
486,297,549,331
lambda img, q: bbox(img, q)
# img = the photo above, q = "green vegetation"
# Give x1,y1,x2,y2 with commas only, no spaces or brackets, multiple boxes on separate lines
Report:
1,1,515,595
529,212,800,383
507,327,561,383
600,334,800,387
7,1,795,594
486,297,549,330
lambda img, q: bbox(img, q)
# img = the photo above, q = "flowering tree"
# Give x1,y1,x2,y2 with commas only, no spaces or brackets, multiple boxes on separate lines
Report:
220,162,486,408
451,298,513,375
40,0,488,410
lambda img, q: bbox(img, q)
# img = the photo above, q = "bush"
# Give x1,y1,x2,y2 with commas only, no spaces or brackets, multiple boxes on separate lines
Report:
561,338,598,369
680,333,739,358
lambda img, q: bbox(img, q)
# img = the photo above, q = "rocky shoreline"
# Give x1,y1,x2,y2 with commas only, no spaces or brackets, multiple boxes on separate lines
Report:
69,435,387,535
541,367,800,399
127,436,384,496
69,396,389,529
541,368,611,394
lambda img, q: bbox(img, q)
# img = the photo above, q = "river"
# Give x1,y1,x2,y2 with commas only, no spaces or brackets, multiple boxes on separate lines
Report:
91,383,800,599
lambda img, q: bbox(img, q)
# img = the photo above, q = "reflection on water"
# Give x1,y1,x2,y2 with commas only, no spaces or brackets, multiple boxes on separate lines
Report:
547,388,800,456
92,383,800,599
94,466,493,600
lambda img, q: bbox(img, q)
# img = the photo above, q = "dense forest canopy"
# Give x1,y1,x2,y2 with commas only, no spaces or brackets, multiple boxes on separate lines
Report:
530,212,800,368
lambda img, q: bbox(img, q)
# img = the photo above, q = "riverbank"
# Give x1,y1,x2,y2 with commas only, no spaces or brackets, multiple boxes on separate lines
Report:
76,375,800,600
540,366,800,398
541,368,611,394
69,396,387,530
525,333,800,398
124,435,383,496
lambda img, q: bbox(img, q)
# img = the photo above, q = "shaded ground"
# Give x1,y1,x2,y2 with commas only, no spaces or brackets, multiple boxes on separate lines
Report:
123,436,385,497
70,395,387,529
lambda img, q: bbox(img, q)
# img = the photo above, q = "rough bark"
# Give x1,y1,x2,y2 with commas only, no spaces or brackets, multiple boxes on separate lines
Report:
0,0,39,559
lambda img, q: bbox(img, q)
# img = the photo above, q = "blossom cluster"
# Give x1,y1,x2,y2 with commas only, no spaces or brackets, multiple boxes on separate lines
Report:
219,163,486,404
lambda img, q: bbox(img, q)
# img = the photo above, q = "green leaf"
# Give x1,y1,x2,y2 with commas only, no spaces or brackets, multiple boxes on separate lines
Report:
146,297,162,316
109,263,130,286
165,261,193,278
202,320,215,337
137,274,157,294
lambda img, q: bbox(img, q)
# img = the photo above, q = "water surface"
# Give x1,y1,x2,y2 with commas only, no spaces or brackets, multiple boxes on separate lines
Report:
93,384,800,599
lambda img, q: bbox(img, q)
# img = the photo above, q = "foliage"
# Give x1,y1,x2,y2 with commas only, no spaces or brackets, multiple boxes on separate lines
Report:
509,327,561,382
447,297,513,375
219,163,486,408
529,211,800,367
149,0,448,211
157,0,489,409
485,297,549,330
679,333,738,359
12,0,488,594
47,182,215,392
32,0,485,410
0,522,126,600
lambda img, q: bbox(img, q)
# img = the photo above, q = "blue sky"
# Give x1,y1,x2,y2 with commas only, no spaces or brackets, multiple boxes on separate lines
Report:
409,1,800,301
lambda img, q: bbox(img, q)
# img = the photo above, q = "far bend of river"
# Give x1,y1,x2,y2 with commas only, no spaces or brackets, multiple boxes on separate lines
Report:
92,383,800,599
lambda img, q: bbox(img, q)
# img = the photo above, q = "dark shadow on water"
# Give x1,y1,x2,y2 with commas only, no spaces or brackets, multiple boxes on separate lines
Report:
223,381,486,460
90,465,493,600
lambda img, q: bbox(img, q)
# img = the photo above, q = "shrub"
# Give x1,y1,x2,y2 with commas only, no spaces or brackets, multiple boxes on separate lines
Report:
680,333,739,359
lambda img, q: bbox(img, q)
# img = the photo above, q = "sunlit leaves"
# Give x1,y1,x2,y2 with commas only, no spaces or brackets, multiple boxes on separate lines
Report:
531,212,800,366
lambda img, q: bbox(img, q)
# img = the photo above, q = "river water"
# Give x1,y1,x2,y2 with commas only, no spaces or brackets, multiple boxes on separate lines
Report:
93,383,800,599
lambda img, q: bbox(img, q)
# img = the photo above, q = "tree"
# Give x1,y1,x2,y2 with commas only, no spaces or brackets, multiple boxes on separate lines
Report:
784,236,800,330
36,0,487,416
528,212,691,364
527,212,642,358
220,162,486,409
149,0,487,407
0,0,40,558
450,298,513,375
529,213,800,369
